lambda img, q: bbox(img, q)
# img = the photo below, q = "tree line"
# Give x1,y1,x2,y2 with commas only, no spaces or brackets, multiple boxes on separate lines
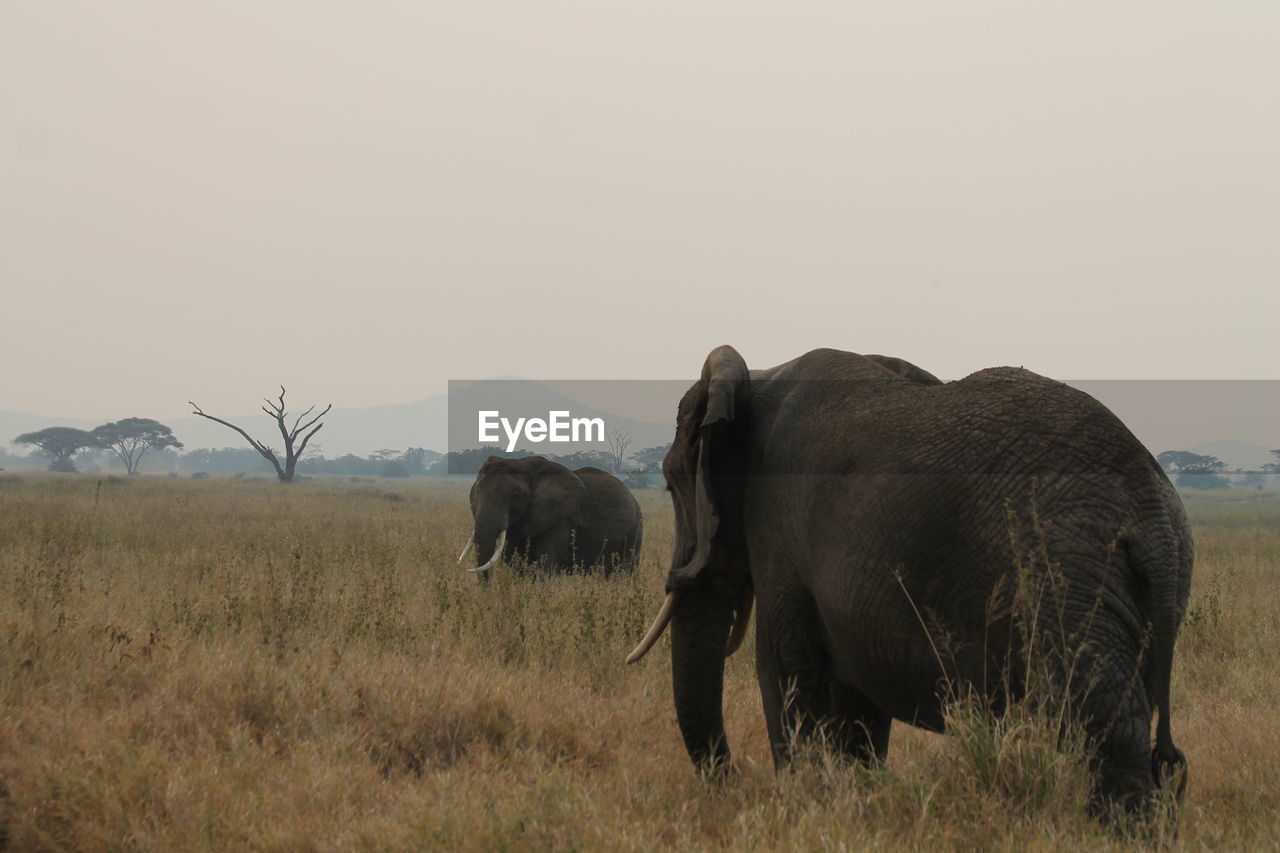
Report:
1157,449,1280,490
14,420,183,476
7,435,672,486
11,380,676,487
14,409,1279,496
15,415,1280,496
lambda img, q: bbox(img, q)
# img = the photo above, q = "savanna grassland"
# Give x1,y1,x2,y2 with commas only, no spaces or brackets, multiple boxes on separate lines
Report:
1,474,1277,851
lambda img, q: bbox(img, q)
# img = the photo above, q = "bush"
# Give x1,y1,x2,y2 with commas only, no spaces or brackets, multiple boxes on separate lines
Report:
380,460,410,478
623,470,660,489
1176,472,1230,490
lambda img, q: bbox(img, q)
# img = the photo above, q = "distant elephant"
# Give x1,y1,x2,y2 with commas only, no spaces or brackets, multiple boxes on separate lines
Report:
628,346,1192,812
459,455,643,576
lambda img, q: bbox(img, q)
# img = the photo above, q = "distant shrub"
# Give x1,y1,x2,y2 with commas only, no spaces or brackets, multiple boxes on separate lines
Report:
428,447,536,476
1176,472,1230,490
624,470,660,489
380,460,410,478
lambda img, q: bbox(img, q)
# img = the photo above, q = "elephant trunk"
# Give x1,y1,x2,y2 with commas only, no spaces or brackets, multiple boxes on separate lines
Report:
471,500,509,571
472,530,506,573
671,585,736,772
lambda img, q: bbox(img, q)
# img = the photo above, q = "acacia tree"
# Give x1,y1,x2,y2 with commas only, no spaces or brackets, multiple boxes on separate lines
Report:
189,387,331,483
93,418,184,476
1158,449,1230,490
631,444,672,468
1156,450,1226,473
13,427,102,472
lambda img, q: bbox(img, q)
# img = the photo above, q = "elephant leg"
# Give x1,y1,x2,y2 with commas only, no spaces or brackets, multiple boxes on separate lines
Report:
755,630,787,765
755,593,834,767
1075,652,1157,812
529,525,572,574
1090,709,1156,812
827,680,893,765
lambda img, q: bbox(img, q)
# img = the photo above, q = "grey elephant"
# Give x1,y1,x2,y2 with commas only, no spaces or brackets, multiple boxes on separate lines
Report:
628,346,1192,812
459,455,643,576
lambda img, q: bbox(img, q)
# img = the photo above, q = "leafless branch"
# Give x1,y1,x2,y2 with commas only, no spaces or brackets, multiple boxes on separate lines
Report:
189,390,332,482
293,421,326,461
291,405,317,435
189,400,273,458
607,428,632,474
293,404,332,439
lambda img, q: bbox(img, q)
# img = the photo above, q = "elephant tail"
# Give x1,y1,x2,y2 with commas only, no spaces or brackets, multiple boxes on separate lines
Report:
1127,515,1191,797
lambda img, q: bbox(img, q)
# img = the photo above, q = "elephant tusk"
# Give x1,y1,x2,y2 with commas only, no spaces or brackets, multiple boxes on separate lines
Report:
626,591,679,664
724,585,754,657
457,536,474,565
468,529,506,574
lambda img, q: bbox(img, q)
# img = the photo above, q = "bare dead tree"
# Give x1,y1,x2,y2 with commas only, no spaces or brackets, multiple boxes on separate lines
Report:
189,387,331,483
607,427,632,475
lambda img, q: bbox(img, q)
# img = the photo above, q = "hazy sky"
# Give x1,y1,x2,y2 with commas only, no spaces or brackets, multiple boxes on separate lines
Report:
3,2,1277,423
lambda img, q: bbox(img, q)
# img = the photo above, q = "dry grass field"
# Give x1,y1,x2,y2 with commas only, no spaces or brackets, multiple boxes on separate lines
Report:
1,474,1277,851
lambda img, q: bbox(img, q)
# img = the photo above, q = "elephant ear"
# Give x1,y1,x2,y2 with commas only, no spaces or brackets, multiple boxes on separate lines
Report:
524,458,588,535
667,345,749,590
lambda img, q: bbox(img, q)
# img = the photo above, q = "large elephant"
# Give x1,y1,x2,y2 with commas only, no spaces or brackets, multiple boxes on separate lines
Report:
628,346,1192,811
459,455,643,576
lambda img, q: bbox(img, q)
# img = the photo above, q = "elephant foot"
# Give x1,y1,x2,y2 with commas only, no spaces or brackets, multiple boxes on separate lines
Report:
1091,753,1161,818
1152,743,1187,800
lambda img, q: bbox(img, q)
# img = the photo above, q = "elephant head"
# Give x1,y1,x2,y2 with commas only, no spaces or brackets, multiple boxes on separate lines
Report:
625,345,940,768
628,345,754,769
459,455,588,574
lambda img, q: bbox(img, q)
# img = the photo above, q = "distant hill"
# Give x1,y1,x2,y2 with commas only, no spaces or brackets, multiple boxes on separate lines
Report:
1,411,106,437
1070,380,1278,466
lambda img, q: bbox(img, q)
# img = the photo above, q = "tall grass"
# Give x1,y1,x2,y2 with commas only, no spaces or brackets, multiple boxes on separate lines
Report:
0,475,1276,850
